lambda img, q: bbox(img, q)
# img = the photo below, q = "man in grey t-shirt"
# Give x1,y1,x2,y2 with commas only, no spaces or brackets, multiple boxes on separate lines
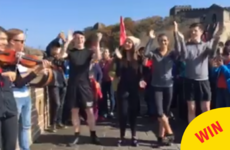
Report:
174,22,220,123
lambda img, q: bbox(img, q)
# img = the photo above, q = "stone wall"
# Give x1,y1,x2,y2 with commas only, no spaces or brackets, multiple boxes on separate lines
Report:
30,87,50,143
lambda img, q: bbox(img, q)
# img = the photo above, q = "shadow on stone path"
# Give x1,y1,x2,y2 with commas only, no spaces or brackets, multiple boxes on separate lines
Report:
31,117,186,150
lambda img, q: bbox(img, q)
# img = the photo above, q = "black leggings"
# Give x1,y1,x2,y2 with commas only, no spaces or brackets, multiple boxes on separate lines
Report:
152,86,173,117
0,115,18,150
117,88,139,138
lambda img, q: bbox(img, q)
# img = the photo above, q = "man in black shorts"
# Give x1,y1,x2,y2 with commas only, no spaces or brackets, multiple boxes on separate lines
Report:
174,22,220,123
59,30,102,146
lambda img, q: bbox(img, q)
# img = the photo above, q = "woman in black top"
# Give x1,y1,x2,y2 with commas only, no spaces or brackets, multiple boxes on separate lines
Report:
59,31,102,146
0,26,47,150
115,36,143,147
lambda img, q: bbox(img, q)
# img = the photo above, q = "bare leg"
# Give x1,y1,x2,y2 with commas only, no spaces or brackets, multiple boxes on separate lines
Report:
85,108,96,131
71,108,80,132
201,101,210,112
85,108,100,144
187,101,196,123
158,115,173,135
68,108,80,147
158,122,165,138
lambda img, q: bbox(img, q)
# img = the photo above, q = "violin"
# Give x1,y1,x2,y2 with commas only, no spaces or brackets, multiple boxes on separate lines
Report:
0,49,44,68
0,49,55,88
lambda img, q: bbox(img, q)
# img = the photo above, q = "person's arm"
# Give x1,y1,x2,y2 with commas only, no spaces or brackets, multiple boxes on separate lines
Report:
59,31,73,59
13,70,37,88
95,63,103,84
203,23,222,57
174,31,188,59
173,22,188,59
173,31,181,54
220,63,230,79
91,33,102,62
144,33,155,58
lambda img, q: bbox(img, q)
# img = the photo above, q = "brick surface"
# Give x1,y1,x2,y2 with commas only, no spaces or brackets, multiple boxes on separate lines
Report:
31,117,186,150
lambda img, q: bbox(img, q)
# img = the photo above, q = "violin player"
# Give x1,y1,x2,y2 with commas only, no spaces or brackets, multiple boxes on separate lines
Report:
0,27,47,150
1,28,50,150
45,32,68,132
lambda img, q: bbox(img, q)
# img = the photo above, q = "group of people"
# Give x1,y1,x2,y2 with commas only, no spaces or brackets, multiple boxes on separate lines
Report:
0,19,229,150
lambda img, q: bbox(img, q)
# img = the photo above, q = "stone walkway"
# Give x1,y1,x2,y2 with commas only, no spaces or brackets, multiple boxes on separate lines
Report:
31,117,186,150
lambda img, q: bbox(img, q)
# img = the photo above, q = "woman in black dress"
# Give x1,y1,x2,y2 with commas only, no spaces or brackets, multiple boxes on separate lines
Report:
59,31,102,146
115,36,143,147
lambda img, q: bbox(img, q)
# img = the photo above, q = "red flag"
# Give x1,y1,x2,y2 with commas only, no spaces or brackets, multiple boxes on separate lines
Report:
120,16,126,46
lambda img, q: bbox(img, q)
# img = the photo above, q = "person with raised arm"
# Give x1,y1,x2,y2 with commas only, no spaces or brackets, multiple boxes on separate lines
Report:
114,36,143,147
173,21,221,123
59,30,102,146
45,33,68,132
140,29,179,146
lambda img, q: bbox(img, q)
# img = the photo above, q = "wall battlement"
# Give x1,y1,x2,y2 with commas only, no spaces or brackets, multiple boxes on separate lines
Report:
170,4,230,16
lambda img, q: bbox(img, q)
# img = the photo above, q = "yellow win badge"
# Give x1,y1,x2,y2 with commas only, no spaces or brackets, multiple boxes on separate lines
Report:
181,107,230,150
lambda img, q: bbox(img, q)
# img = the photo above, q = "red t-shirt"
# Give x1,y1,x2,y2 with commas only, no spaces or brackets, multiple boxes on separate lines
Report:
217,73,227,88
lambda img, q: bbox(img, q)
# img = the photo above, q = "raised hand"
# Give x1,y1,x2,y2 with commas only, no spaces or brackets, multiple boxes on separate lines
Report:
58,32,66,42
210,59,217,67
216,58,223,66
114,48,122,59
96,32,103,42
148,30,155,39
173,21,178,32
67,30,73,42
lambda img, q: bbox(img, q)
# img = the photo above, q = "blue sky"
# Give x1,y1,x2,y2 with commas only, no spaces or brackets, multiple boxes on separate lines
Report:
0,0,229,49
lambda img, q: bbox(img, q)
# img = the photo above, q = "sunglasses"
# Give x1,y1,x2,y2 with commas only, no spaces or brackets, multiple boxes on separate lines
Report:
13,39,25,44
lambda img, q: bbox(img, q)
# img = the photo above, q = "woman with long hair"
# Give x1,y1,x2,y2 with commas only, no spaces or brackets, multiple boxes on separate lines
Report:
140,30,179,145
6,28,49,150
115,36,143,146
0,27,47,150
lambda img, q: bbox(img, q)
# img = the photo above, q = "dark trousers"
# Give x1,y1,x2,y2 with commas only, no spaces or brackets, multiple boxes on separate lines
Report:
99,81,115,116
0,115,18,150
172,77,187,120
145,85,154,115
49,86,67,125
117,86,139,138
216,88,230,108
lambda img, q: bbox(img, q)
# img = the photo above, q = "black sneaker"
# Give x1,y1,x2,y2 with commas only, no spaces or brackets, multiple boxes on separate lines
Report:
117,139,125,146
90,131,101,145
131,138,139,147
165,134,175,145
156,137,166,146
91,136,101,145
108,112,115,119
67,132,80,147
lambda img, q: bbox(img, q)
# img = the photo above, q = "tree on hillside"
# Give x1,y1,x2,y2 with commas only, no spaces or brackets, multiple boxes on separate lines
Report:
84,15,197,51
